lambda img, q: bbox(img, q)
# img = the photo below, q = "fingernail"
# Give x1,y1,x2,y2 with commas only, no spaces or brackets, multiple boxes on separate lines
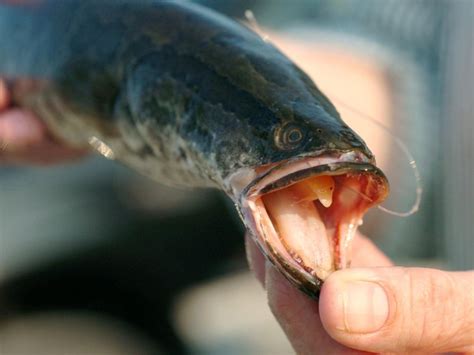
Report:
339,280,389,333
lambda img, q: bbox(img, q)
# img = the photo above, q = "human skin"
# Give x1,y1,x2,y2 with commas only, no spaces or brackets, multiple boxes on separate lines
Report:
0,79,86,165
246,233,474,354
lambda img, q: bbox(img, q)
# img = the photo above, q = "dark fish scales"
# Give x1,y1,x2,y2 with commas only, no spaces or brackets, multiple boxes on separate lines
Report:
0,0,389,297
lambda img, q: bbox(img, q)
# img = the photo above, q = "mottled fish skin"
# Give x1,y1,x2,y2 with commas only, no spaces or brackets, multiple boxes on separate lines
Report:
0,0,373,192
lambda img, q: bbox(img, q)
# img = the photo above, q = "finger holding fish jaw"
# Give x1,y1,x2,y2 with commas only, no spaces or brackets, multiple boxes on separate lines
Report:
246,232,389,354
247,234,474,354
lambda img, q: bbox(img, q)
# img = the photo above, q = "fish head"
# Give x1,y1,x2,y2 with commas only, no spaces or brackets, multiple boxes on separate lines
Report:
226,95,389,298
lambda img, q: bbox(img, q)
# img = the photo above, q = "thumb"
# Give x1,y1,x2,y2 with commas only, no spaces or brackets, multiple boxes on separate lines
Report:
319,267,474,354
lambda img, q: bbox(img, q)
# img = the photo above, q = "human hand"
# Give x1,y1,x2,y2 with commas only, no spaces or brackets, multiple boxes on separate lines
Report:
0,79,87,165
246,233,474,354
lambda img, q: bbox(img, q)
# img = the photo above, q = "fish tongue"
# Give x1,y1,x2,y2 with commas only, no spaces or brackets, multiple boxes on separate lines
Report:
262,187,334,280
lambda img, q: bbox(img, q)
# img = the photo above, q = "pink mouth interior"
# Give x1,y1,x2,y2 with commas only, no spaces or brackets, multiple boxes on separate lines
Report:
248,170,388,283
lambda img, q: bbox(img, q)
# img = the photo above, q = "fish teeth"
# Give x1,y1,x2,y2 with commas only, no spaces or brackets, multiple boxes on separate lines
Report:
307,175,335,208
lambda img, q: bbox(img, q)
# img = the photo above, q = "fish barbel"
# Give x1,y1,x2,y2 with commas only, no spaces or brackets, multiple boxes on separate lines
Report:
0,0,389,297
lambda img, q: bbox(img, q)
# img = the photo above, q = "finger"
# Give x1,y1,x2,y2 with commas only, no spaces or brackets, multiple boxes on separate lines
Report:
350,234,393,267
0,108,46,149
0,108,87,165
0,79,10,110
0,140,87,165
245,233,266,287
266,263,374,355
319,267,474,354
248,233,392,353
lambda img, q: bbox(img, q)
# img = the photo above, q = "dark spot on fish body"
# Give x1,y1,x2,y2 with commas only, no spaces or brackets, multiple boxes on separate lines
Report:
136,145,155,160
178,148,188,161
57,60,120,119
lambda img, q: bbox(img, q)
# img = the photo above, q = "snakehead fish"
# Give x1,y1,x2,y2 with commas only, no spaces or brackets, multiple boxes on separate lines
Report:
0,0,389,297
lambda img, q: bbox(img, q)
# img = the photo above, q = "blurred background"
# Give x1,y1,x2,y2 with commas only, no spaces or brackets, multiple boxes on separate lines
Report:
0,0,472,354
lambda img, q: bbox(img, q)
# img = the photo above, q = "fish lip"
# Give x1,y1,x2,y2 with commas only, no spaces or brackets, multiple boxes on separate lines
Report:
241,150,385,202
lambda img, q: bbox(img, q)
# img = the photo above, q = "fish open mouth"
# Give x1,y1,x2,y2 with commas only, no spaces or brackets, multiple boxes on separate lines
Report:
239,152,389,297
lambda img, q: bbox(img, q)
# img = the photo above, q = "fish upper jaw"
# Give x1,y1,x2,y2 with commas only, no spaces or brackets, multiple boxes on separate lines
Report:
224,150,373,198
230,151,389,298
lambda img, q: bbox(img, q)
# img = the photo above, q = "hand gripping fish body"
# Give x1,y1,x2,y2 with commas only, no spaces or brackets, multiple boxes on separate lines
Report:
0,0,389,297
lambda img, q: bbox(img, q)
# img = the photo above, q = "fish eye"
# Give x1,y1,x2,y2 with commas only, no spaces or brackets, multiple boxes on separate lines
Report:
287,128,303,143
275,123,306,150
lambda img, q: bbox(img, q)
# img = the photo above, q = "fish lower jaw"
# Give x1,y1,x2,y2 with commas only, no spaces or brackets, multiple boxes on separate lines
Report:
243,166,388,298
